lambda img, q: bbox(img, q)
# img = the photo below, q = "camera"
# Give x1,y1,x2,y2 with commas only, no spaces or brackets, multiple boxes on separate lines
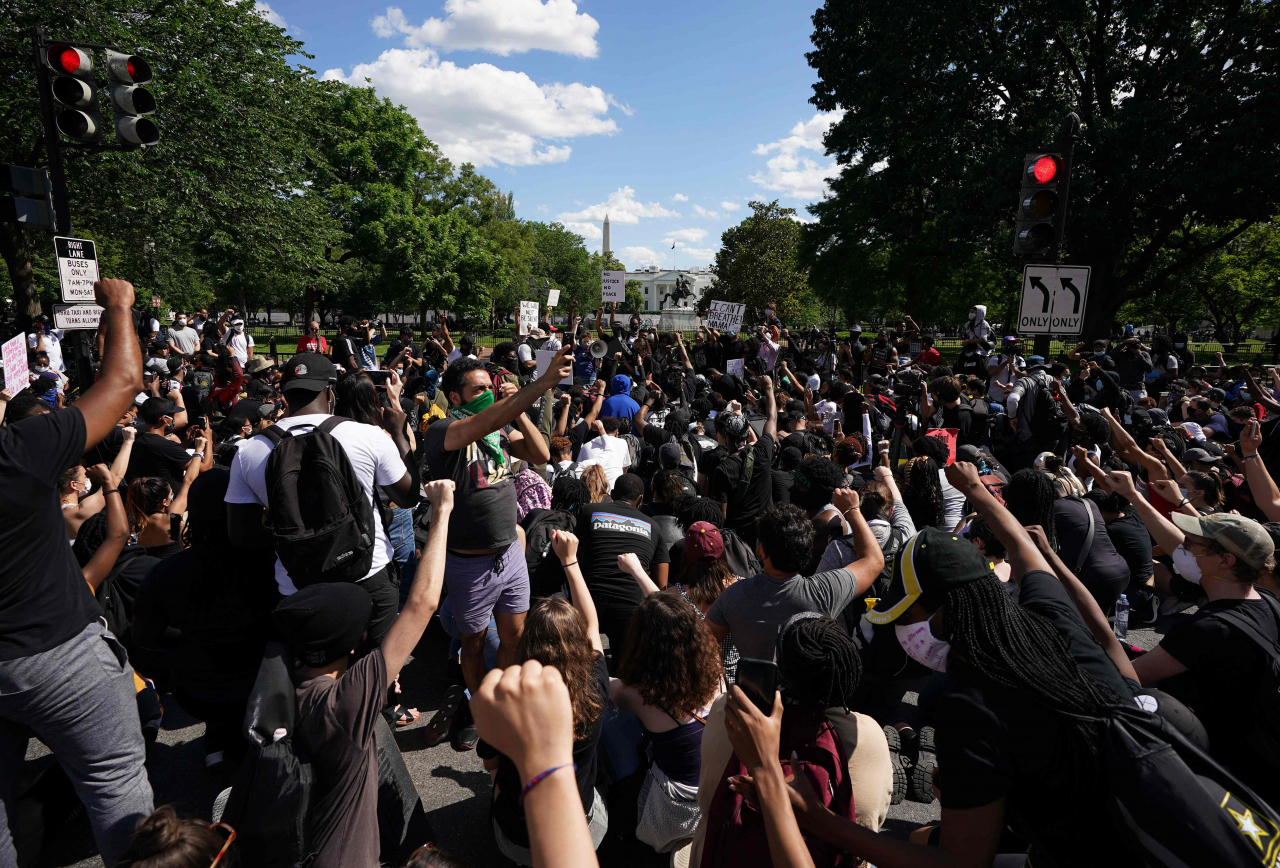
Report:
895,369,925,399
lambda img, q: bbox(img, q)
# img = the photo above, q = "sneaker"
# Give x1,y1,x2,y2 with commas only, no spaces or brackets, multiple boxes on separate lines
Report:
909,726,937,804
450,699,479,752
882,725,908,805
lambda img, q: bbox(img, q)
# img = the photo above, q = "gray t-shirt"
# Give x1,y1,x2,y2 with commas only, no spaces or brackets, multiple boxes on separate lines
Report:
167,326,200,355
707,568,859,660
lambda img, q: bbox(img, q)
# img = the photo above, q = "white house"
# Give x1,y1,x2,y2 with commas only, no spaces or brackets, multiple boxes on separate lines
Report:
624,266,716,311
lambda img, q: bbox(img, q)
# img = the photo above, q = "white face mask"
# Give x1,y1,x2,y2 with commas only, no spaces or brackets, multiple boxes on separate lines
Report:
1171,544,1203,584
233,324,244,333
968,312,977,321
176,319,187,327
896,619,951,672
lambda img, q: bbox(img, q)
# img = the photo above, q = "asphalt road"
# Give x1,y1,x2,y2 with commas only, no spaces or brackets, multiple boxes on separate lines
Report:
25,608,1179,868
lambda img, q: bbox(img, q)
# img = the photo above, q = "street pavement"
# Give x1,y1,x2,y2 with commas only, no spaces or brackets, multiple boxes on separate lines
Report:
29,605,1180,868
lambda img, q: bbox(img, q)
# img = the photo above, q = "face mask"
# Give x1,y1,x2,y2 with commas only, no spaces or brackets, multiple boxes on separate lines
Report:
968,312,976,321
1171,544,1204,584
965,350,975,357
234,325,244,333
1242,392,1251,401
177,319,187,327
766,309,775,316
1096,379,1104,391
896,619,950,672
34,364,49,372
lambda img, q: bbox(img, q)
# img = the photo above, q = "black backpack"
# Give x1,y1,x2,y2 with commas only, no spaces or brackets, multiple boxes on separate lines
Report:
1028,375,1067,440
521,508,577,598
1207,591,1280,774
260,417,377,586
551,462,580,484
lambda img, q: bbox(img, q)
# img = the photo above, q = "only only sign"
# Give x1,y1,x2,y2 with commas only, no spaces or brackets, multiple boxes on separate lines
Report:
1018,265,1091,336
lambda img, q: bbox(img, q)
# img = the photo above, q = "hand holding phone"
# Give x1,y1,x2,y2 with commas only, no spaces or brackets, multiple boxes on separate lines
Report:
735,657,779,715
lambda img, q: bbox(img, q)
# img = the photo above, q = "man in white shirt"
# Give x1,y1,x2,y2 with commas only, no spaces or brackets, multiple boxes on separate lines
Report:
447,334,477,364
217,310,254,365
28,317,66,372
986,336,1025,405
225,353,419,645
577,416,631,488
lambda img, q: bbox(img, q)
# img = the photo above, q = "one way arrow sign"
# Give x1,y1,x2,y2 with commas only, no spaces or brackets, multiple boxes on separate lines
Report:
1018,265,1091,335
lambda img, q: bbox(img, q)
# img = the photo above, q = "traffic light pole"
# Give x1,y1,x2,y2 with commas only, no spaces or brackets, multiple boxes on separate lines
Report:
31,27,71,236
1052,112,1081,266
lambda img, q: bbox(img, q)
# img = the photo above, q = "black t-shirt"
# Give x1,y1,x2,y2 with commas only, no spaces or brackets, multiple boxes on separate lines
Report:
331,335,359,368
712,373,744,402
575,501,670,613
127,431,193,489
386,339,420,362
481,652,608,848
953,352,988,381
938,402,978,447
244,377,275,402
710,433,776,536
0,408,100,660
1105,511,1153,584
1052,498,1130,591
132,543,277,698
771,468,793,505
1159,592,1280,778
936,571,1131,865
422,417,517,550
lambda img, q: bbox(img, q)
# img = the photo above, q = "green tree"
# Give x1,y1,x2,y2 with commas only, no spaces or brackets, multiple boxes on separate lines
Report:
804,0,1280,337
699,201,815,324
622,281,646,314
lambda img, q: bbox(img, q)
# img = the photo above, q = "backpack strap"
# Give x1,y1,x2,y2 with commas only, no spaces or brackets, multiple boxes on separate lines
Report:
1075,498,1095,575
259,425,286,446
1212,593,1280,660
316,415,352,435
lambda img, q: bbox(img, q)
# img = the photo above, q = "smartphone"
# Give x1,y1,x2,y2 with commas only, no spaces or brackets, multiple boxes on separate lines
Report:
736,657,779,715
366,369,392,387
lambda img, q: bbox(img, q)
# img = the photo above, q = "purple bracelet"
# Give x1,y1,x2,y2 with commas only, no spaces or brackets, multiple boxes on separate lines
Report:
519,763,576,806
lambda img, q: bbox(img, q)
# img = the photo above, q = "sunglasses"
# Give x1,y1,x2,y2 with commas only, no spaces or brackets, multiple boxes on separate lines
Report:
203,821,236,867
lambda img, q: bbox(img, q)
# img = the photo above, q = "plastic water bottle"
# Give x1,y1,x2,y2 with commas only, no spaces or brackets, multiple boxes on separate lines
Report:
1114,594,1130,640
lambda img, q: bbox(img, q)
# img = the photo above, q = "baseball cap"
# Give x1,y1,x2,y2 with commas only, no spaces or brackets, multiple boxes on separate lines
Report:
140,397,178,426
1183,447,1221,466
1026,355,1047,369
685,521,725,562
273,584,372,668
1170,513,1275,572
865,528,996,626
279,353,336,391
658,441,683,469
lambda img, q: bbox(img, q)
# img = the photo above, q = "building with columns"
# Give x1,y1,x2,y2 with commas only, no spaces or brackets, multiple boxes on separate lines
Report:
625,265,716,311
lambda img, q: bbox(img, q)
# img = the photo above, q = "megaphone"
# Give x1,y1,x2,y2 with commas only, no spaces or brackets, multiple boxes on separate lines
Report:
590,340,608,359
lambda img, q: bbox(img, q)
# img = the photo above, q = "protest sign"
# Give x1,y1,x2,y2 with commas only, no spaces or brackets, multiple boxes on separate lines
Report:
602,271,625,303
546,288,560,307
2,333,29,394
518,301,539,335
725,358,744,377
705,301,745,333
536,348,573,386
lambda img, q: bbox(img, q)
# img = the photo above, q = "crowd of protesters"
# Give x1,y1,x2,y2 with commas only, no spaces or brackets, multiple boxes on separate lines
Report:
4,285,1280,868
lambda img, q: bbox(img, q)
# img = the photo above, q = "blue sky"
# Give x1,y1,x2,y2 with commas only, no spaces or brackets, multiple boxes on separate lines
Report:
256,0,841,269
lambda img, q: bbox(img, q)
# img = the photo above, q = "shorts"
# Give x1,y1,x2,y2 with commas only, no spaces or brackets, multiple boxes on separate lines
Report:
493,787,608,865
444,540,530,636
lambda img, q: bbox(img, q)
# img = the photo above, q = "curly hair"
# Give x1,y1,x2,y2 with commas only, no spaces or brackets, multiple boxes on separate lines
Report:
517,597,605,740
618,593,722,718
581,465,610,503
902,456,944,529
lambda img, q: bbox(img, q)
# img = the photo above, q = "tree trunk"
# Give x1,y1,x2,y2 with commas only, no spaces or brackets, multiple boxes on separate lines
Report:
303,285,314,325
418,299,428,333
0,222,41,329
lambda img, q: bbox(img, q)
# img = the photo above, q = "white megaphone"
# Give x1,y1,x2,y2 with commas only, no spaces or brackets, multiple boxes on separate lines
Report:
590,340,608,359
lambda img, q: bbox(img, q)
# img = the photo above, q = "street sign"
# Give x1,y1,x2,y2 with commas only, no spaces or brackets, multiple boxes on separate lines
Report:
151,294,160,308
1,333,29,394
53,235,98,302
546,288,560,308
601,270,624,303
52,303,103,330
705,300,745,334
1017,265,1091,335
518,300,539,335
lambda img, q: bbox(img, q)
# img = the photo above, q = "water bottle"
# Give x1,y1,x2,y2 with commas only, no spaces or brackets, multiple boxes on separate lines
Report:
1114,594,1130,640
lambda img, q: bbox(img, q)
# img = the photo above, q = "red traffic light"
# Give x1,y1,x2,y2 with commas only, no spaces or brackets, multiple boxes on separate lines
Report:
47,44,91,75
1031,155,1059,184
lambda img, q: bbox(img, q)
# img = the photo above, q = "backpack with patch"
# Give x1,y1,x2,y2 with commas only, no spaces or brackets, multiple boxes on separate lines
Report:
190,367,215,401
522,508,577,598
1028,375,1067,440
259,417,377,586
700,712,857,868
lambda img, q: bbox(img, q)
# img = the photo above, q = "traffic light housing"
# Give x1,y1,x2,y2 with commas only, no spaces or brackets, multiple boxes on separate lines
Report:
45,43,103,142
1013,153,1065,257
105,50,158,146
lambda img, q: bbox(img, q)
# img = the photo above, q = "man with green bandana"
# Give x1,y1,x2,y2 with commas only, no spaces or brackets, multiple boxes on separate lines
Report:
422,347,573,748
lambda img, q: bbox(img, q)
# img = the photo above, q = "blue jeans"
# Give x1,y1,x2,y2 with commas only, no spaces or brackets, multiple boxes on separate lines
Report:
389,506,419,611
438,597,499,671
0,620,154,866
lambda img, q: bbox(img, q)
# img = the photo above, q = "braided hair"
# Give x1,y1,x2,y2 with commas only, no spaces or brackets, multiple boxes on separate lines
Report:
944,577,1125,763
1002,468,1058,550
777,614,862,711
902,456,945,529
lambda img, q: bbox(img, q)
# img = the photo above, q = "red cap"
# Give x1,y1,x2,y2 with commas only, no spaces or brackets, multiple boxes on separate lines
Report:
685,521,725,562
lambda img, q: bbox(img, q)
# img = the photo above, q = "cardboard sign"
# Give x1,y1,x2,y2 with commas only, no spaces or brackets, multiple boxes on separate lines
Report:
536,348,574,386
705,300,745,333
725,358,744,377
52,303,104,330
601,270,625,303
518,300,539,336
546,288,561,308
1,333,29,394
53,236,98,303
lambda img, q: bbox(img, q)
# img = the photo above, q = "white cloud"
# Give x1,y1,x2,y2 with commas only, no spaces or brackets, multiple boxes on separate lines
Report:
536,204,549,213
681,247,715,260
557,186,680,225
561,221,602,239
750,110,846,201
322,49,617,167
662,228,708,245
720,201,742,212
255,1,288,29
619,246,665,266
671,193,689,202
372,0,600,57
691,204,720,219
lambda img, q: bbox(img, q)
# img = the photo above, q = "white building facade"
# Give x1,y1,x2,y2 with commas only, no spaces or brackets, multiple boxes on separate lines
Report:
625,266,716,311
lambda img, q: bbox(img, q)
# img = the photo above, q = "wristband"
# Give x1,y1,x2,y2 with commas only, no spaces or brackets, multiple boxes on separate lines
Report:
104,488,122,496
1245,454,1260,461
1178,498,1191,508
560,559,577,567
520,764,575,805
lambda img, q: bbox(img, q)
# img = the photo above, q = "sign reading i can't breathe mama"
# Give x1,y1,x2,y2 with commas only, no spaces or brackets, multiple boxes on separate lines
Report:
705,301,745,334
54,236,99,303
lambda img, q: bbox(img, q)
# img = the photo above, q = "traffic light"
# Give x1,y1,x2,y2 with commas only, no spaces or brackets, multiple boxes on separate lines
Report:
45,43,103,142
1013,153,1065,257
105,50,158,146
0,165,55,230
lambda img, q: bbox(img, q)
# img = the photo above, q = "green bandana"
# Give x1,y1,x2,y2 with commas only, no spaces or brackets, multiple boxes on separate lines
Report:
450,388,505,467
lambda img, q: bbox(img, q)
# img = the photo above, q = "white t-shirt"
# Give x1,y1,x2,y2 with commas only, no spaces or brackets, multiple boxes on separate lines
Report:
29,329,66,372
576,434,631,488
225,414,407,594
516,343,534,366
447,348,476,364
222,330,254,364
986,353,1025,403
814,399,842,435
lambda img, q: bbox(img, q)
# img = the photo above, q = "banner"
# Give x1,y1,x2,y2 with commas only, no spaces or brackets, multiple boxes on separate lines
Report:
705,300,745,333
1,333,29,394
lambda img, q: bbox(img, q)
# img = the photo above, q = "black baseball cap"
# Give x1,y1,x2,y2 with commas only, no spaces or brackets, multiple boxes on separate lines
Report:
865,528,996,626
279,353,336,391
273,584,371,668
140,397,178,426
